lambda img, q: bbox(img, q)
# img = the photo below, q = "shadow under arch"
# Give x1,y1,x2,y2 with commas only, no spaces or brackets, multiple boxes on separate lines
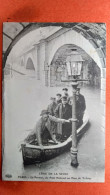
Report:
26,57,35,71
49,44,101,88
3,23,106,70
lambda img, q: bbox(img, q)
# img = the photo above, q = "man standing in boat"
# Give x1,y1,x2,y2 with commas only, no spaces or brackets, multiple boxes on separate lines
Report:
62,88,71,104
47,97,57,116
76,87,86,128
23,110,69,148
54,96,72,138
47,97,57,135
56,93,62,105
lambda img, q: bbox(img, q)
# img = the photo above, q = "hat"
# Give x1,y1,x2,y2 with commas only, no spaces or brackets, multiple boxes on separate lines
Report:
65,92,68,96
50,97,56,100
56,93,62,97
62,96,67,101
40,110,50,116
62,88,68,91
76,87,80,91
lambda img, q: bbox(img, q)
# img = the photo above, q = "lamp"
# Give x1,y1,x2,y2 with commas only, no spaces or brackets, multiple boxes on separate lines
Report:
66,50,84,78
61,49,86,167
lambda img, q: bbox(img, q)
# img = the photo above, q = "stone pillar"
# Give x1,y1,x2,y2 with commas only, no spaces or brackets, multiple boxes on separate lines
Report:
38,39,48,86
36,44,40,80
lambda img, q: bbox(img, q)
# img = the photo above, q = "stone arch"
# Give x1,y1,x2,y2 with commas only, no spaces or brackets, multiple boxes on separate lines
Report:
48,30,105,132
49,44,101,87
26,57,35,70
48,29,104,70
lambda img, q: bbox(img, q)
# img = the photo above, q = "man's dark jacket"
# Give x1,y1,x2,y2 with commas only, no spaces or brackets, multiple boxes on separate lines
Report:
54,103,72,137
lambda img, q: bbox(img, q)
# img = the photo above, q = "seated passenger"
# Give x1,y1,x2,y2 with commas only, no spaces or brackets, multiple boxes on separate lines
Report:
23,110,69,148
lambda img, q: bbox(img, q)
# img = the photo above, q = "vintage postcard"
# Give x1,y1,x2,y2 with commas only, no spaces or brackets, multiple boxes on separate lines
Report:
2,23,106,182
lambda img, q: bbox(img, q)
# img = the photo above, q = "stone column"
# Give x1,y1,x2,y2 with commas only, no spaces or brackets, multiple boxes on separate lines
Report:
36,44,40,80
38,39,48,86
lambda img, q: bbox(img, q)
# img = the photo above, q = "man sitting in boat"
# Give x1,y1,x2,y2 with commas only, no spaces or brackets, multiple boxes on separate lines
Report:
76,87,86,128
54,96,72,139
23,110,69,148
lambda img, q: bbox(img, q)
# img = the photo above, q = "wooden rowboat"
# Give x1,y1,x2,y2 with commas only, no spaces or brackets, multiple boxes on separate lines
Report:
21,113,89,165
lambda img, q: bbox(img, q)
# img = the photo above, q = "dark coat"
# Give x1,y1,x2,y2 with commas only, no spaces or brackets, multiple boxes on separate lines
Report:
76,94,86,128
76,94,86,115
54,103,72,137
65,93,71,104
56,99,62,105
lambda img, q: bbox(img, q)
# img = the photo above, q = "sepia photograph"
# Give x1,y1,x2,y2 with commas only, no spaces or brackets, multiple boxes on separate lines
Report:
2,22,106,182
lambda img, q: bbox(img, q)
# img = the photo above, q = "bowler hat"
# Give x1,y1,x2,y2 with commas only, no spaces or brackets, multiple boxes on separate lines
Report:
62,88,68,91
40,110,50,116
50,97,56,100
76,87,80,91
56,93,62,97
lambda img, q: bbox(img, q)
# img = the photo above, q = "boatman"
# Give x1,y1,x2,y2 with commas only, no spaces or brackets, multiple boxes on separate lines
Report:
54,96,72,138
56,93,62,105
23,110,69,148
76,87,86,128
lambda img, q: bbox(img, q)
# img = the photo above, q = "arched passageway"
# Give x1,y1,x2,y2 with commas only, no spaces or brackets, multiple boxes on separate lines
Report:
50,44,101,88
26,58,35,70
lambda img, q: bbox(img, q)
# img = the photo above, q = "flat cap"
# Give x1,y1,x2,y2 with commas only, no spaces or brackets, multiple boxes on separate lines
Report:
40,110,50,116
56,93,62,97
62,96,67,100
50,97,56,100
76,87,80,91
62,88,68,91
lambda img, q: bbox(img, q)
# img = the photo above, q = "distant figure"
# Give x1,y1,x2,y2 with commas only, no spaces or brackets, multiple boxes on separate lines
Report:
62,88,71,104
55,96,72,138
76,87,86,128
47,97,57,135
24,110,69,147
56,93,62,105
47,97,57,116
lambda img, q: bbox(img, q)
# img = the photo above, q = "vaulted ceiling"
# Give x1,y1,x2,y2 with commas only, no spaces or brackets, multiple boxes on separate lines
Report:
3,23,106,68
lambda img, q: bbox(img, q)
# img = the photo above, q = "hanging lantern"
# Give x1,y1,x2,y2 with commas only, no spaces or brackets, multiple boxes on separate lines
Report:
66,50,84,77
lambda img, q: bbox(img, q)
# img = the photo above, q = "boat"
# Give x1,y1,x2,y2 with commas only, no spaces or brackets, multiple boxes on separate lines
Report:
21,113,89,165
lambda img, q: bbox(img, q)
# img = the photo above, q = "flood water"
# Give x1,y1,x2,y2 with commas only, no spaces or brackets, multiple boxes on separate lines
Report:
2,76,105,182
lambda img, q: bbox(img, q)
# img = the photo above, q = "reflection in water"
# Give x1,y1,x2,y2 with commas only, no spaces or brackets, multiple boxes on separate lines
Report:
3,78,104,182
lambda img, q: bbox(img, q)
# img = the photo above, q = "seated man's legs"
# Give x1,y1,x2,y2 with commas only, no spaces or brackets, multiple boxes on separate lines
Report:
41,127,52,144
24,131,36,143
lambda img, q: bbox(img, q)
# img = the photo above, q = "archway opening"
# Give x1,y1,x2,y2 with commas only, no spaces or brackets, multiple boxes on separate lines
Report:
50,44,101,88
26,58,35,70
